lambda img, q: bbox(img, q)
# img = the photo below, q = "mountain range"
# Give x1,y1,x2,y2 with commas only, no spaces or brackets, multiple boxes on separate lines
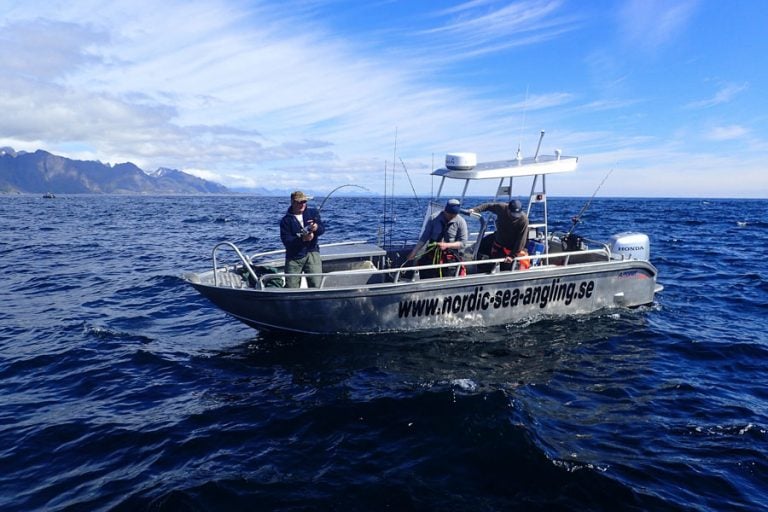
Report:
0,147,230,194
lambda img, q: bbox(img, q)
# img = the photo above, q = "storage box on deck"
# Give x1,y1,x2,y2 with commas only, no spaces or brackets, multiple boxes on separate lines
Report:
526,240,545,266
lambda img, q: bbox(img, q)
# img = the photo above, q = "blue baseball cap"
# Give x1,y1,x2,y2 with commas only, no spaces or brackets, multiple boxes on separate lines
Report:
445,199,461,214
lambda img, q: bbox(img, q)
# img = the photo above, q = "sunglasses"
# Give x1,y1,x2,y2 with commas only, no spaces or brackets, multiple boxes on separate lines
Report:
294,200,308,204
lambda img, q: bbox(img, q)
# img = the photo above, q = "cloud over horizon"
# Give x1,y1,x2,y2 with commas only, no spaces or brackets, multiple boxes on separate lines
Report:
0,0,765,197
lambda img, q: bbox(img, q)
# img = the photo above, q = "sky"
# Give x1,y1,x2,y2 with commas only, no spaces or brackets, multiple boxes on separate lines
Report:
1,0,766,198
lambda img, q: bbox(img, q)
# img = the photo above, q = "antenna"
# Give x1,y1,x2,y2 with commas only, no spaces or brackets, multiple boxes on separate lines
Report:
381,159,388,246
533,130,545,161
517,85,529,157
430,153,435,198
378,128,400,248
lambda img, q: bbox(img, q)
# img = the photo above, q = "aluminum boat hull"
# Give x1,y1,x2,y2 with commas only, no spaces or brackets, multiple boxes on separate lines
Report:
186,259,659,334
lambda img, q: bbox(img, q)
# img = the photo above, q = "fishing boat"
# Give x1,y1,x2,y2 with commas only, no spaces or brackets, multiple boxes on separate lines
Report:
42,192,55,199
184,133,662,334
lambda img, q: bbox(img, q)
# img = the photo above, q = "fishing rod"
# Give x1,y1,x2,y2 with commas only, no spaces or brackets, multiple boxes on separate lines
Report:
296,184,371,238
399,157,422,211
376,157,423,249
389,129,398,248
567,168,613,236
317,183,371,213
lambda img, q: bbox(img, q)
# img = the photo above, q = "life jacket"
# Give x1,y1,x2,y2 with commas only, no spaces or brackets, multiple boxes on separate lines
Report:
436,248,467,277
491,240,530,270
517,249,531,270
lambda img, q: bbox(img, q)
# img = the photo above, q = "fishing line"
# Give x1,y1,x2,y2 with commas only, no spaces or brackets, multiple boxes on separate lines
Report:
567,168,613,236
399,157,422,210
317,184,371,213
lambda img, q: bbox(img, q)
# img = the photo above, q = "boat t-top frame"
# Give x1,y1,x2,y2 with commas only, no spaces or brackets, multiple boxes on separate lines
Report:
431,131,578,259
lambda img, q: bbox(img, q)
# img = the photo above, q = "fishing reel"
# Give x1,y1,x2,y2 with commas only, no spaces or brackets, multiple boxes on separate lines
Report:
297,220,316,238
562,233,584,251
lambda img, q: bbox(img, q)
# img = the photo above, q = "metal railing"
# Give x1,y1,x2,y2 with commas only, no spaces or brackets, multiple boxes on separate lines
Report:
211,242,259,288
254,248,612,290
210,239,613,291
212,240,373,289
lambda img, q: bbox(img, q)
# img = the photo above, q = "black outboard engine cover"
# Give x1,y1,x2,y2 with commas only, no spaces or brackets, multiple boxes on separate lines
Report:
563,233,583,251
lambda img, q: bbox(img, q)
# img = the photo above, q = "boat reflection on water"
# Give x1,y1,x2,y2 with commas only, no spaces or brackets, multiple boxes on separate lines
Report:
190,308,663,511
221,308,654,394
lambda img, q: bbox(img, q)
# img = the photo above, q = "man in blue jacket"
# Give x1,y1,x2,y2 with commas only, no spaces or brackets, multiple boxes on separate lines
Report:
279,191,326,288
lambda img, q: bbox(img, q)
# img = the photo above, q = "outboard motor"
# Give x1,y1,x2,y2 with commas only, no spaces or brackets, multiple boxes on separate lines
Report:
610,232,650,261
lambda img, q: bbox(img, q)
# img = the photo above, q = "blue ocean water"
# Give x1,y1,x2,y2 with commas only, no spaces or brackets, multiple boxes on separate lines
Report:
1,194,766,511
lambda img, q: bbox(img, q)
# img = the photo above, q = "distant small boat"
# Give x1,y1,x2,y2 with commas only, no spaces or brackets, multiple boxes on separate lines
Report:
42,192,55,199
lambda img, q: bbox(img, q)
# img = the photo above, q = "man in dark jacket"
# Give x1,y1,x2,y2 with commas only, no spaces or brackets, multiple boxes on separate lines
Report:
469,199,529,270
279,190,325,287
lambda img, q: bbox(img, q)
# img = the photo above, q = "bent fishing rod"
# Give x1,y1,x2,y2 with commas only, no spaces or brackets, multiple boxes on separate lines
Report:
567,168,613,236
316,184,372,213
291,184,373,238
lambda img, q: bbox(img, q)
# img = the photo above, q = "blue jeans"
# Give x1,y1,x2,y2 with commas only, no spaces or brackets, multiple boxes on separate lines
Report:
285,251,322,288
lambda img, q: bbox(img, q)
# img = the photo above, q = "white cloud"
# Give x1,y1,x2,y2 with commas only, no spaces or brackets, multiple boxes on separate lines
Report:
705,125,748,141
685,83,749,109
617,0,699,51
412,0,582,62
553,139,767,198
0,0,582,186
0,0,761,198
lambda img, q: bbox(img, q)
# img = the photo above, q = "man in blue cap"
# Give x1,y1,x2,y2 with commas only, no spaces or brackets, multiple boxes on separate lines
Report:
469,199,529,270
407,198,468,278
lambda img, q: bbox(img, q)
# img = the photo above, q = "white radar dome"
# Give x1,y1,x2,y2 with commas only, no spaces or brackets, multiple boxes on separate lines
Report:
445,152,477,170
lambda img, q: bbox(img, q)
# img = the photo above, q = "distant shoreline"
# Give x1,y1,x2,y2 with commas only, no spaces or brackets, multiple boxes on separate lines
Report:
1,192,765,200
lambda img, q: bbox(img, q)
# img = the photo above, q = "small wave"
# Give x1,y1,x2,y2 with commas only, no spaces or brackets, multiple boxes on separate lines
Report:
182,214,244,224
686,423,767,437
182,215,217,224
182,216,206,224
735,220,768,228
129,348,185,367
83,323,153,344
0,352,62,377
148,274,186,287
551,457,609,473
451,378,479,392
237,235,263,246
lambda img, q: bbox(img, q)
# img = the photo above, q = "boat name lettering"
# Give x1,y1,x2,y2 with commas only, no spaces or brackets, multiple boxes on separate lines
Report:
397,279,595,319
